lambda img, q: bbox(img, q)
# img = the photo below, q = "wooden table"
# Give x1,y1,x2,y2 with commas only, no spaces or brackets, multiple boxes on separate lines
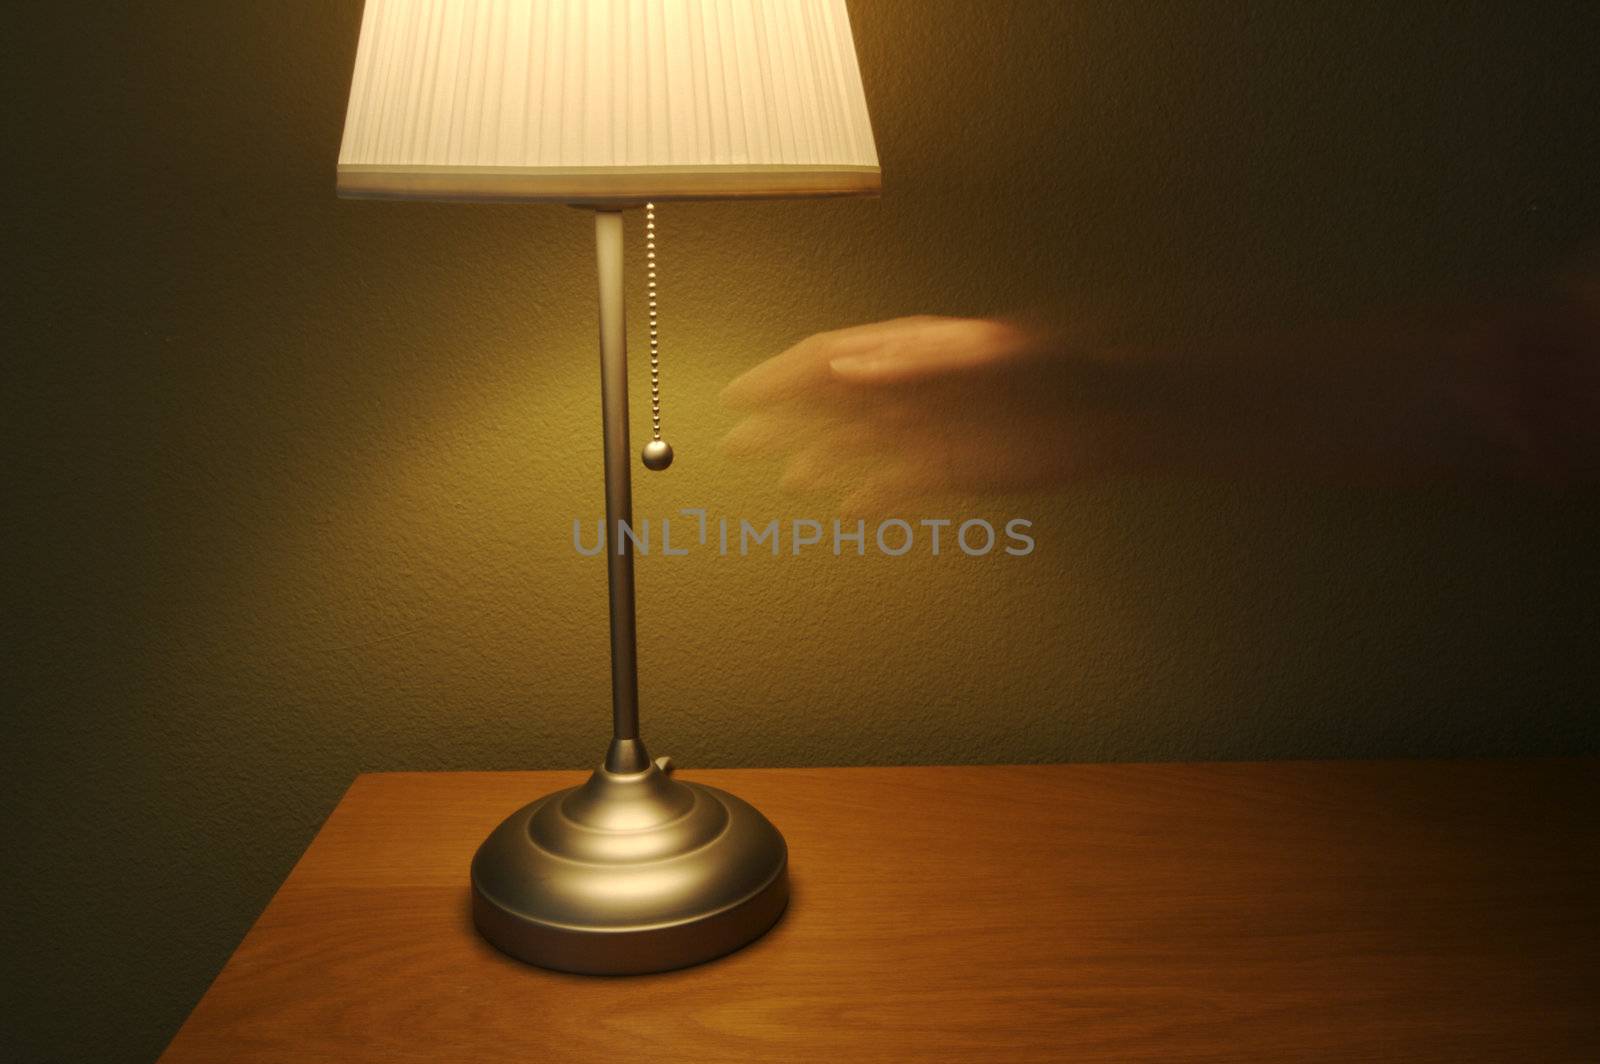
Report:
161,761,1598,1063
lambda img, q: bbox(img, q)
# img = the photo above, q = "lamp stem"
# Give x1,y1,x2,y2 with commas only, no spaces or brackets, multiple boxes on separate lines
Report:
594,209,642,755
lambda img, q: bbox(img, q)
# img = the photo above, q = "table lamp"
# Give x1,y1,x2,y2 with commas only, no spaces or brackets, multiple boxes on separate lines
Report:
336,0,879,974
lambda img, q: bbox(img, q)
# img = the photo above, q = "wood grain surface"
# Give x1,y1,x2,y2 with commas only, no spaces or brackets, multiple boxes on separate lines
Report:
159,761,1598,1063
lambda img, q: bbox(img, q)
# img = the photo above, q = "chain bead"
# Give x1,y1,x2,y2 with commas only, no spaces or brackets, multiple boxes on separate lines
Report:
639,202,672,471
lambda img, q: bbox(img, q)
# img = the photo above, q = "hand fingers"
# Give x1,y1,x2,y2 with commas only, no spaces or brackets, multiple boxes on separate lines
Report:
721,400,890,457
827,318,1035,386
720,315,953,409
782,410,1092,503
778,418,948,496
720,411,813,457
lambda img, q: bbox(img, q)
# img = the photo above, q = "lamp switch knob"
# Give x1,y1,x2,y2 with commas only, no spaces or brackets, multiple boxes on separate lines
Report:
654,756,674,775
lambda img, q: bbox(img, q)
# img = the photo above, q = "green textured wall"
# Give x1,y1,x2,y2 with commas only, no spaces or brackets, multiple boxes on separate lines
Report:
6,2,1599,1060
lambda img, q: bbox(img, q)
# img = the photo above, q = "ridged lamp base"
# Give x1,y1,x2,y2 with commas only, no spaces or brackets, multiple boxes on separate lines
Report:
470,743,788,975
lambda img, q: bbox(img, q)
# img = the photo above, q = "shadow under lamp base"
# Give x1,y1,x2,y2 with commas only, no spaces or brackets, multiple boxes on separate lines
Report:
470,738,789,975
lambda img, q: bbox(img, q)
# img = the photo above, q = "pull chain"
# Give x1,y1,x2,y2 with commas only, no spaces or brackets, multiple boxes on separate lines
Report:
640,201,674,471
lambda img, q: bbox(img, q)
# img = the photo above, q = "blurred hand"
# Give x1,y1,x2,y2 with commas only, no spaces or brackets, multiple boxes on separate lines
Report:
722,287,1600,507
721,316,1106,512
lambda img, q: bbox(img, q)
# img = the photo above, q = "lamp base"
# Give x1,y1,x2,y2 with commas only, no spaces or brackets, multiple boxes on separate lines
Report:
471,741,788,975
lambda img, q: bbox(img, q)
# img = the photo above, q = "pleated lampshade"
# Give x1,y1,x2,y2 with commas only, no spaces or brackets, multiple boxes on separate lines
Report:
337,0,880,203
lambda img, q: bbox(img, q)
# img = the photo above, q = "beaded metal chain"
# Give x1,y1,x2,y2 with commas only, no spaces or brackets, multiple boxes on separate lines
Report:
640,202,673,471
